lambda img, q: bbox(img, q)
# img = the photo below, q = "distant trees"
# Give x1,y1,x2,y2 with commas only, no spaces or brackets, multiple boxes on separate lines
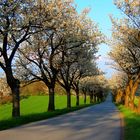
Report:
109,0,140,112
57,13,102,107
57,45,98,108
71,46,98,106
80,75,108,104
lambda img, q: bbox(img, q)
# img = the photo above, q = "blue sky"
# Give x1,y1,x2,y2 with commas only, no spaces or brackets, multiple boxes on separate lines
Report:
75,0,123,78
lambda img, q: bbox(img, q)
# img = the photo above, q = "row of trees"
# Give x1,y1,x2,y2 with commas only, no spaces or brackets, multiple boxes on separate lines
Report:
0,0,103,117
109,0,140,112
80,75,108,104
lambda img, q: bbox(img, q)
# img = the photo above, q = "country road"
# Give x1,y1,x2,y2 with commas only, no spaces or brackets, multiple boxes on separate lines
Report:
0,94,122,140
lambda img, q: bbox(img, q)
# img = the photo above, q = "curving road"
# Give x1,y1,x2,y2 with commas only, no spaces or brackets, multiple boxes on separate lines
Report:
0,94,122,140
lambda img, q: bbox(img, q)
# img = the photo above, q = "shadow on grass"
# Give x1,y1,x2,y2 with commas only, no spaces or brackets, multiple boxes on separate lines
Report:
0,103,98,131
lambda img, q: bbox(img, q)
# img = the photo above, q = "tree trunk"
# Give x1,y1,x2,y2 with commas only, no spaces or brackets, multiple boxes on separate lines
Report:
90,94,93,103
125,92,130,107
90,95,92,103
84,92,86,104
124,80,132,107
5,67,21,118
116,89,120,103
93,95,96,103
116,89,123,104
129,81,139,110
11,85,20,117
97,96,100,102
48,87,55,111
66,89,71,108
76,89,79,106
10,79,20,117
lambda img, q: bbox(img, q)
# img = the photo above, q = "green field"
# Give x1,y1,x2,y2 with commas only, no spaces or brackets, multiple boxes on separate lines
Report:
0,95,90,120
118,105,140,140
0,95,91,130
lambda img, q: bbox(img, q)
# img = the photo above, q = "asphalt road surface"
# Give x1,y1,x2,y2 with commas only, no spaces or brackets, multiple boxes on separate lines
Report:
0,94,122,140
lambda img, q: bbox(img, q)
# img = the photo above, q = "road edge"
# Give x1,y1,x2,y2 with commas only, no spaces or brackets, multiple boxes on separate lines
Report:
119,112,125,140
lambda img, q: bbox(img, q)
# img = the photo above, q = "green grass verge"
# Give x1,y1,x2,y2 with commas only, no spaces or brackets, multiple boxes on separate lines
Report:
134,96,139,106
0,95,94,130
118,105,140,140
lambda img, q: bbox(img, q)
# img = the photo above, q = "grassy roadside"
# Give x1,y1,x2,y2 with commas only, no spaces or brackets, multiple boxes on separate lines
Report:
118,105,140,140
0,104,94,131
0,95,97,130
